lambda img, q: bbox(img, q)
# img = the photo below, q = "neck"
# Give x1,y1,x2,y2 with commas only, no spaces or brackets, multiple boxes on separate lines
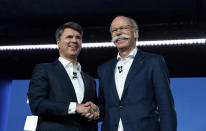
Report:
60,55,78,66
118,46,136,59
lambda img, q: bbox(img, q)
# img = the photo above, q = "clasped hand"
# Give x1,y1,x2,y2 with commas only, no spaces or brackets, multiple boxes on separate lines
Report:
76,102,99,121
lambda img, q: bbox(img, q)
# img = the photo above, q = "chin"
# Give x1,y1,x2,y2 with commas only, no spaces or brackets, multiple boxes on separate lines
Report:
70,53,78,56
117,44,127,49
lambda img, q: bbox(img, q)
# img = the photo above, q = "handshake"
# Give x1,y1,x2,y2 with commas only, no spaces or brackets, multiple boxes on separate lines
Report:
76,102,99,121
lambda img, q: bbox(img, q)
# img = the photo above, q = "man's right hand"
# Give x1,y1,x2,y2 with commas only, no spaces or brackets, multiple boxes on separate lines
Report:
75,103,92,117
85,102,99,120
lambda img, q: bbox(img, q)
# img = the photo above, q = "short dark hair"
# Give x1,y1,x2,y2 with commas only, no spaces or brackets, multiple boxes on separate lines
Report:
55,22,83,41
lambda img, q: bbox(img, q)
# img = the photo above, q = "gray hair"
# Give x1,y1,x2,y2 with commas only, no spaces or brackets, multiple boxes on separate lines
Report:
110,16,138,33
130,17,138,29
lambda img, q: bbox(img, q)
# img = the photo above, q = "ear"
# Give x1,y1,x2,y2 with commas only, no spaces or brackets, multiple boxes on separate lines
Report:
134,29,139,39
57,41,60,48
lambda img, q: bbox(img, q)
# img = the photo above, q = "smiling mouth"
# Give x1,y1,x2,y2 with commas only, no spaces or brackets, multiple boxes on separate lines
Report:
68,45,78,49
116,38,128,43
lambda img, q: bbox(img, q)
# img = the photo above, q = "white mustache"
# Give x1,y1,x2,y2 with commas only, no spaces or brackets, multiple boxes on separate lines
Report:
112,34,130,43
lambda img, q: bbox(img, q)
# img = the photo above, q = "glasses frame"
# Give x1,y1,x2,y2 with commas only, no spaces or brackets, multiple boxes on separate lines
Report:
111,25,135,34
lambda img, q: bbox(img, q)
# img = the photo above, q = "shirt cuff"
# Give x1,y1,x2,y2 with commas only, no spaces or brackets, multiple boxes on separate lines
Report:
68,102,76,114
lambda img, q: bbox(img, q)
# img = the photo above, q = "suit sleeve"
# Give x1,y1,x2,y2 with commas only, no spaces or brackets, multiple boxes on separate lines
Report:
152,56,177,131
27,64,69,116
97,66,105,121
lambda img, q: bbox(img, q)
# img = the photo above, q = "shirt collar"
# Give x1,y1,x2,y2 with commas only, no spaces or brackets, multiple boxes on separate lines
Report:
58,57,81,72
117,47,138,60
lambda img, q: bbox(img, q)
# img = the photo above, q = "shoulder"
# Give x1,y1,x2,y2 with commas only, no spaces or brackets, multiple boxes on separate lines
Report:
140,50,163,60
31,61,59,80
139,50,168,72
138,50,165,65
83,72,94,79
82,71,95,82
32,61,57,72
98,58,116,71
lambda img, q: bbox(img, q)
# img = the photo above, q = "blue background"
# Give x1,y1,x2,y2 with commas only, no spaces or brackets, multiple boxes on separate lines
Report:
1,78,206,131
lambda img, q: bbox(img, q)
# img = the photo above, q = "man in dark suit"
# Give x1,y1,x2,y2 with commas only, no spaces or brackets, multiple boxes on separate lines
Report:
27,22,98,131
97,16,177,131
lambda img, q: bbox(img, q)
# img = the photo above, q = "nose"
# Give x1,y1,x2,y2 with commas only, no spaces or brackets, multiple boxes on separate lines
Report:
115,28,122,36
71,37,78,43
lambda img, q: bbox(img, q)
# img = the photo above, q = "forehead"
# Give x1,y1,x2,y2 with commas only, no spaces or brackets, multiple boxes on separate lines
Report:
111,17,131,28
62,28,81,36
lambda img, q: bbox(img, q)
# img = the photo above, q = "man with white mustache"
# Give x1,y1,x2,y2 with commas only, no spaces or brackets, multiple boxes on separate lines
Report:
112,34,130,43
28,22,98,131
97,16,177,131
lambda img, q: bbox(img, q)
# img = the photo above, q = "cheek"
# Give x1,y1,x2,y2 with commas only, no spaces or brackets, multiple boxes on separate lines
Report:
111,33,116,38
58,43,64,48
61,44,67,49
78,42,82,47
64,39,70,43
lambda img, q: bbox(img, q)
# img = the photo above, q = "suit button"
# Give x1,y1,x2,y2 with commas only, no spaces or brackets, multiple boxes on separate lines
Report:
114,124,118,128
119,105,123,109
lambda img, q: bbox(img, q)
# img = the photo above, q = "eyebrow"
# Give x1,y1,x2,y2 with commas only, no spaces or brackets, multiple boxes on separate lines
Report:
65,35,82,39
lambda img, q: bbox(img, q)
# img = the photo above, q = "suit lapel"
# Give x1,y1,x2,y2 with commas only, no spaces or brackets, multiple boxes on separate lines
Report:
121,50,145,101
53,60,78,102
81,71,89,103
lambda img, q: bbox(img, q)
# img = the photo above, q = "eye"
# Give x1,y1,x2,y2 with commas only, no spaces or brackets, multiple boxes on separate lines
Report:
122,25,131,30
119,26,124,30
111,28,117,33
76,36,82,40
67,35,73,39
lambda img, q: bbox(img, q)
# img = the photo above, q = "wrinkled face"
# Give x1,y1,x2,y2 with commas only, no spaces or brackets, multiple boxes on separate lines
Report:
110,16,138,50
57,28,82,59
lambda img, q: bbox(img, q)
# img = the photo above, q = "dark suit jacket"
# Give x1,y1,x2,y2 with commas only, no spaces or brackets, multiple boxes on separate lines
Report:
28,60,97,131
97,50,177,131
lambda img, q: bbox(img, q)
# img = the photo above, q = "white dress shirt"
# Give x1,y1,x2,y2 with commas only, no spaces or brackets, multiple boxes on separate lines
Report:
115,47,138,131
58,57,85,114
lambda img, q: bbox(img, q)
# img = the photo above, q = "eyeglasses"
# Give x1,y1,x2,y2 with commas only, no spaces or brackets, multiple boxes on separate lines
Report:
111,25,134,33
